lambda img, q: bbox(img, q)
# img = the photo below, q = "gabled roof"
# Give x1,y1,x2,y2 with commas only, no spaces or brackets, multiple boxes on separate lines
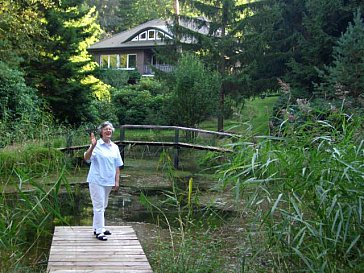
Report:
88,19,172,51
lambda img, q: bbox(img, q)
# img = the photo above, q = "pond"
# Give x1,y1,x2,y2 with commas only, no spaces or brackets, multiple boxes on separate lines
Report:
55,155,249,272
3,155,254,272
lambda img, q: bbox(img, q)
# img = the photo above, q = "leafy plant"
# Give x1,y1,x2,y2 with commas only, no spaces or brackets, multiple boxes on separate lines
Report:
219,110,364,272
0,168,73,272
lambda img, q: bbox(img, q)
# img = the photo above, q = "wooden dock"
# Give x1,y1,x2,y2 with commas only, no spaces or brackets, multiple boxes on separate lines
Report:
47,226,153,273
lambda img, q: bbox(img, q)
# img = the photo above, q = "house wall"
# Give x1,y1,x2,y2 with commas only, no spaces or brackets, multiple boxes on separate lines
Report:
90,49,154,75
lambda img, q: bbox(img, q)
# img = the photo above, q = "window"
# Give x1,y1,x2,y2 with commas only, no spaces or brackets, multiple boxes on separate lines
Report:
148,30,155,40
131,29,173,41
139,31,147,40
100,55,109,69
109,55,118,68
119,54,127,68
157,31,164,40
128,54,136,68
100,54,136,69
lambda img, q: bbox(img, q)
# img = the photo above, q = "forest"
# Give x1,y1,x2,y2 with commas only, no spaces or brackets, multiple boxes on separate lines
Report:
0,0,363,272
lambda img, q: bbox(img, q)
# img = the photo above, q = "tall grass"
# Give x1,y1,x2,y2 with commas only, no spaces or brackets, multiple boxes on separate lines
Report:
0,144,67,179
0,167,73,272
140,151,227,272
219,112,364,272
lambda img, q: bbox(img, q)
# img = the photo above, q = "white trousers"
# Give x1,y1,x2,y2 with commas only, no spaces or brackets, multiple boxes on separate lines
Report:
89,183,112,234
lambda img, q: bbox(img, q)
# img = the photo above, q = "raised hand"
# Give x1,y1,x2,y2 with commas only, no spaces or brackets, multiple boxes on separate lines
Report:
90,132,97,147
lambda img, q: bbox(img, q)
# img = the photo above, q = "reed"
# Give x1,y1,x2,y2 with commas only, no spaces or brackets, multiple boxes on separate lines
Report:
0,167,73,272
219,111,364,272
140,151,226,272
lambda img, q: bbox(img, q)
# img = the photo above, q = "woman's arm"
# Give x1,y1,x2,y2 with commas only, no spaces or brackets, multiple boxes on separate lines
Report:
84,132,97,161
114,167,120,191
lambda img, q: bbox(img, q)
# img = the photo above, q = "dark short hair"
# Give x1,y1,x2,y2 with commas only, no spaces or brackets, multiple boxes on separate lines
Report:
98,121,115,137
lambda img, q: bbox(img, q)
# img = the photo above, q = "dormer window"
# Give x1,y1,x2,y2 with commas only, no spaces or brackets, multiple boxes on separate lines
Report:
157,31,164,40
148,30,155,39
130,29,172,42
139,31,147,40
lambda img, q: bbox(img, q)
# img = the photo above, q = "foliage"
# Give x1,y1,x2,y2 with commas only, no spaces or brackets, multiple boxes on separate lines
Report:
0,0,53,68
26,1,102,125
141,152,227,273
164,53,220,127
85,0,174,34
96,69,141,89
171,0,257,131
0,144,66,177
219,110,364,272
317,9,364,100
151,234,225,273
0,169,73,272
112,86,171,125
0,61,41,122
237,0,364,96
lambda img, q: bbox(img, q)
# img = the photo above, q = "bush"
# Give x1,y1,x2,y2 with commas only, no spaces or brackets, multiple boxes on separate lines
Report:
164,53,220,127
0,145,66,177
97,69,141,88
112,88,171,125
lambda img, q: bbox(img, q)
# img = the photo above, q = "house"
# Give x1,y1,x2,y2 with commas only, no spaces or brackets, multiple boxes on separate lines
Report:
88,18,211,76
87,19,175,76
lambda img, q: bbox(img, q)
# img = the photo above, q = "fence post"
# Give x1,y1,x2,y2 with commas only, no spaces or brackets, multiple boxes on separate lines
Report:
174,128,179,169
120,125,125,164
66,131,73,155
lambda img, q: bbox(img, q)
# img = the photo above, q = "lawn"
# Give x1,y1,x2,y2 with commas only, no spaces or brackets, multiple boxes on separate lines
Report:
200,96,278,135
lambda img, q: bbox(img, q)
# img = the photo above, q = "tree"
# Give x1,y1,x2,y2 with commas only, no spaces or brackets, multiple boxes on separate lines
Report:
0,0,54,68
0,61,40,122
171,0,255,131
27,0,103,124
236,0,364,96
85,0,174,34
287,0,364,93
318,9,364,100
166,53,220,127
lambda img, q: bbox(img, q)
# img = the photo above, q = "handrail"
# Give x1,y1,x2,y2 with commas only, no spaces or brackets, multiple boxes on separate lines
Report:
120,124,240,138
119,125,238,168
57,125,239,169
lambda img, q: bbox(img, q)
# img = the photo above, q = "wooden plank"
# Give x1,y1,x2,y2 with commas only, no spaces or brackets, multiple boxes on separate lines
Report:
47,226,153,273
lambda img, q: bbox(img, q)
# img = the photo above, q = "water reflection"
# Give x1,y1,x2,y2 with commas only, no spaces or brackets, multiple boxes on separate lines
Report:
59,183,236,230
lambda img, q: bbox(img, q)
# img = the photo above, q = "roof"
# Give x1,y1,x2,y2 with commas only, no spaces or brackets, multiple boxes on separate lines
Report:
88,19,172,51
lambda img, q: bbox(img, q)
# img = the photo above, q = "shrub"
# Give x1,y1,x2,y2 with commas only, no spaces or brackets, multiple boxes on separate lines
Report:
164,53,220,127
0,145,66,177
112,87,171,125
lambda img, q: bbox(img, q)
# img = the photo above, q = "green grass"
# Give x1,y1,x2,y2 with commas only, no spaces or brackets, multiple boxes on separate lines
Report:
200,96,278,135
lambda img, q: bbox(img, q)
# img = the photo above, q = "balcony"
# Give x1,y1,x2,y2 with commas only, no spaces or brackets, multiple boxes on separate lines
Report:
143,64,174,75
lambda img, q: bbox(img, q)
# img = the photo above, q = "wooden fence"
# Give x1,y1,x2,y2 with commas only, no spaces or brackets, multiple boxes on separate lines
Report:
58,125,239,168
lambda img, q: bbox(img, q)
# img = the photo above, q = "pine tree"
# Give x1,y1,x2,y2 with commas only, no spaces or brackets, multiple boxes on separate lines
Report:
319,9,364,100
170,0,255,131
27,0,102,124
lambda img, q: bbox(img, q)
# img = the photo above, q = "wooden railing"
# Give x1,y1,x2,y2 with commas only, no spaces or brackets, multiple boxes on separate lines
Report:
119,125,238,168
58,125,239,168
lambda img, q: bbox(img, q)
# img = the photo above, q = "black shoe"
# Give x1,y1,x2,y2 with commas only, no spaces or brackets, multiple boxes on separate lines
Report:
95,233,107,241
94,230,111,235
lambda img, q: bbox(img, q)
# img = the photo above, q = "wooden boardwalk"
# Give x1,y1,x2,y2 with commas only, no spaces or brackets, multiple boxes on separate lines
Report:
47,226,153,273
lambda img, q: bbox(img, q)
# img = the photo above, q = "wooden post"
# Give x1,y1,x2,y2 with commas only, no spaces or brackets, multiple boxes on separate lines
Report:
174,128,179,169
66,132,73,155
120,126,125,164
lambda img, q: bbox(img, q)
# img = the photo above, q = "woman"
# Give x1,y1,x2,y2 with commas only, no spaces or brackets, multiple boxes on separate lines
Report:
84,121,123,241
